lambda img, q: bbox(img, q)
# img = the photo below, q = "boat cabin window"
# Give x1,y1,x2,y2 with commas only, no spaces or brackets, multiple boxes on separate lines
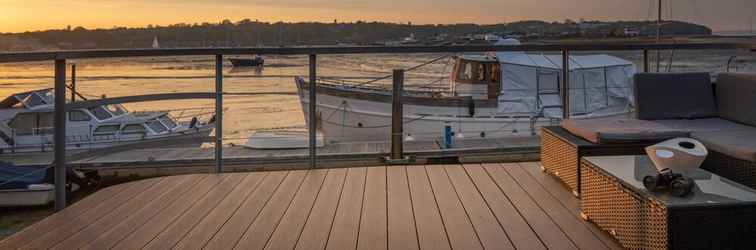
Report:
475,63,486,81
458,61,472,80
146,120,168,134
69,110,92,122
106,105,126,116
22,93,47,107
88,106,112,120
158,115,177,129
8,112,53,135
456,59,496,83
121,124,146,135
94,124,120,135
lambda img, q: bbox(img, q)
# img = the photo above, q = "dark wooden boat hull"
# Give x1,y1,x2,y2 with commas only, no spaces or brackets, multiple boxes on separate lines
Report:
229,58,264,67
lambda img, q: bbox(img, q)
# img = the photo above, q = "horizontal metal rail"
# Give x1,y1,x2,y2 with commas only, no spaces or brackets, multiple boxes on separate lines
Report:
0,42,755,63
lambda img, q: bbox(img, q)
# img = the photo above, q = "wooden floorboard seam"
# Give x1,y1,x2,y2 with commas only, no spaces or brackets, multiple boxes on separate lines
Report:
449,164,517,249
440,165,488,248
321,168,350,250
500,163,605,249
422,165,456,250
238,170,310,249
351,167,369,250
288,169,332,249
264,169,329,250
203,173,270,249
402,166,422,250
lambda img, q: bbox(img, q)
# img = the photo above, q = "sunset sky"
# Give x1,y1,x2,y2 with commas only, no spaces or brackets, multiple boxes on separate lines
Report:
0,0,753,33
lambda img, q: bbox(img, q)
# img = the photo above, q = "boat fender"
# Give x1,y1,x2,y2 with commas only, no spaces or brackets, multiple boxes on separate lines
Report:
189,117,199,129
465,97,475,117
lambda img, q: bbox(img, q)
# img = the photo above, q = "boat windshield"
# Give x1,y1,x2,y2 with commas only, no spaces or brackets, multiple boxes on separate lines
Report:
21,93,47,107
88,107,113,120
105,105,126,116
158,115,177,129
146,120,168,134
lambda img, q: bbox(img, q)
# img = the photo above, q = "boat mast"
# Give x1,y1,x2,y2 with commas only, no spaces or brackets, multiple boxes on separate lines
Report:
655,0,662,72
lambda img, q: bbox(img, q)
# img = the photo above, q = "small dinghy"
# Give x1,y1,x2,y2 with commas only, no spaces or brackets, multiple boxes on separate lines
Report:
0,162,91,207
229,55,264,67
244,131,324,149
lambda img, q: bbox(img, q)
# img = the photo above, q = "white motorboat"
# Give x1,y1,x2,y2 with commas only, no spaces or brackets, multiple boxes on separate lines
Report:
0,89,215,154
294,39,636,143
0,162,89,207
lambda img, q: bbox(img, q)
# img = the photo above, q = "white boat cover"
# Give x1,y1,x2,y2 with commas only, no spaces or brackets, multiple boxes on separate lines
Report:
490,39,636,117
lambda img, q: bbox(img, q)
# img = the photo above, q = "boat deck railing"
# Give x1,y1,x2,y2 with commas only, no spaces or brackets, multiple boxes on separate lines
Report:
1,42,755,210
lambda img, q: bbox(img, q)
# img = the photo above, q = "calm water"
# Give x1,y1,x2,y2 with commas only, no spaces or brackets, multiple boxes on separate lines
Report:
0,50,753,143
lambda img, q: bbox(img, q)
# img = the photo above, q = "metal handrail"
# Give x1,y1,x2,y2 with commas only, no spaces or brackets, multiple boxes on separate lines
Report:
0,42,755,63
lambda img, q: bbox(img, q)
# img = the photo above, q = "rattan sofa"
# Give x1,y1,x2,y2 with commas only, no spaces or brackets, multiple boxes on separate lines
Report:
541,72,756,196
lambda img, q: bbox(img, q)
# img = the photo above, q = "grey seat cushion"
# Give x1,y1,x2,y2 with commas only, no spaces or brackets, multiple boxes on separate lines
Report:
563,118,690,144
716,73,756,127
655,118,753,133
634,73,717,120
693,129,756,162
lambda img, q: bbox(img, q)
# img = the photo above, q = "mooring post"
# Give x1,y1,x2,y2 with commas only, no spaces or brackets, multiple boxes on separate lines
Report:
71,64,76,102
643,49,650,73
54,59,67,211
309,54,317,169
561,50,570,119
391,69,404,160
215,54,223,173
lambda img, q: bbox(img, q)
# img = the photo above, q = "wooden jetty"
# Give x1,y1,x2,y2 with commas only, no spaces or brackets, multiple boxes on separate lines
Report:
0,162,622,249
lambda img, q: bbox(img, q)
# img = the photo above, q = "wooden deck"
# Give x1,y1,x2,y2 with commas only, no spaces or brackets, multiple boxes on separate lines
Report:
0,163,622,250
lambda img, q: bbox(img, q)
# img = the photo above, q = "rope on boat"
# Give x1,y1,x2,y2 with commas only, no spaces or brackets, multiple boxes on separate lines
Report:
351,54,452,87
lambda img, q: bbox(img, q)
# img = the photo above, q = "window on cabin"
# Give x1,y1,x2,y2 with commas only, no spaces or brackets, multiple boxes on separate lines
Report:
475,63,486,81
121,124,146,134
8,113,36,135
22,93,46,107
88,106,112,120
491,64,501,83
94,125,119,135
106,105,126,116
158,115,177,129
458,61,472,80
69,110,92,122
146,120,168,134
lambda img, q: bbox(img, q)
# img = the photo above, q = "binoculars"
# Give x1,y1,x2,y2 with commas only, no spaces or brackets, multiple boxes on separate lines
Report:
643,170,694,197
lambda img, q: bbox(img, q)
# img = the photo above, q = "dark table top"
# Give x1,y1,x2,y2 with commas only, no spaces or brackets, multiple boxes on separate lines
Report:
583,155,756,208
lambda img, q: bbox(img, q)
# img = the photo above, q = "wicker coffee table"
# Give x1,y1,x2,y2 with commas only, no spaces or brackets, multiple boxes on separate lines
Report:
580,155,756,250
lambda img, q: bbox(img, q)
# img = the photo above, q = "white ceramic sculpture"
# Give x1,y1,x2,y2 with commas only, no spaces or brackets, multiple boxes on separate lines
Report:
645,138,708,176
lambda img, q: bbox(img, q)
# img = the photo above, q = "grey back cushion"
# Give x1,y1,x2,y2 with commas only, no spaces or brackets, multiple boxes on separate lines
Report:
716,73,756,127
634,73,717,120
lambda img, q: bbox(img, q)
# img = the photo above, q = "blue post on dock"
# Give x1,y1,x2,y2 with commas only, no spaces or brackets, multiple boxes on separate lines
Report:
444,125,453,149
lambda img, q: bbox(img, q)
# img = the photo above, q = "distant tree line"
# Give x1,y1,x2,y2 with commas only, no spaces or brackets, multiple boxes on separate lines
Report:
0,19,712,51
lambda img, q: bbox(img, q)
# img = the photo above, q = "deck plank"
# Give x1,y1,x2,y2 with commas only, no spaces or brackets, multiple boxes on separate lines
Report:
142,173,248,250
295,168,348,250
80,175,205,250
51,175,192,249
172,173,267,250
519,162,623,250
385,166,419,250
19,178,162,249
0,179,136,249
264,169,328,250
483,164,577,250
406,166,451,250
204,171,289,250
444,165,515,250
357,166,388,250
425,165,483,250
500,163,608,250
325,167,367,250
233,170,308,249
112,174,231,250
462,164,546,250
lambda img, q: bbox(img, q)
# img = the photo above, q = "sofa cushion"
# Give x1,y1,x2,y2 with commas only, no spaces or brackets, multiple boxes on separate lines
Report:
563,118,690,144
716,73,756,127
692,129,756,162
654,118,752,133
634,73,717,120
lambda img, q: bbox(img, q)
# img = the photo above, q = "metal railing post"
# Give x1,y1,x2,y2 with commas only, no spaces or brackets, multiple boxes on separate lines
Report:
561,50,570,119
54,59,67,211
391,69,404,160
71,64,76,102
309,54,317,169
643,49,650,73
215,55,223,173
